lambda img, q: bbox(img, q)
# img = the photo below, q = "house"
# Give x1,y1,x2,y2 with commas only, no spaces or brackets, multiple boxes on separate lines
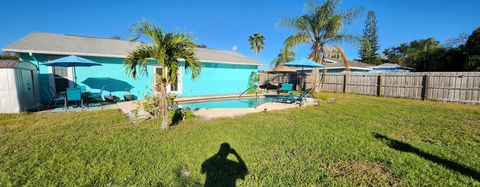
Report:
2,32,262,104
322,58,372,72
296,58,372,73
369,63,413,72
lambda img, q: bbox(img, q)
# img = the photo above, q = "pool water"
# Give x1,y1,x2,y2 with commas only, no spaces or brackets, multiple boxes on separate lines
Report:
179,97,275,109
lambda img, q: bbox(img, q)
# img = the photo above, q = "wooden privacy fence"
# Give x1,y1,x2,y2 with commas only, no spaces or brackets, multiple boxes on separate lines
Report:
259,72,480,104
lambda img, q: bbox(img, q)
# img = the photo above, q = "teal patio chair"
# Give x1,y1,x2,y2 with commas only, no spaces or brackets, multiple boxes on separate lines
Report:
43,87,65,107
275,88,313,105
65,88,83,110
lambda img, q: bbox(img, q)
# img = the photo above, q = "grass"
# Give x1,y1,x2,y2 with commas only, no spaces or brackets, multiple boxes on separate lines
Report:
1,93,479,186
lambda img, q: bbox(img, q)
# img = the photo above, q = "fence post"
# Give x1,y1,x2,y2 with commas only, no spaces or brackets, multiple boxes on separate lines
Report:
377,75,382,97
343,74,348,93
422,75,430,100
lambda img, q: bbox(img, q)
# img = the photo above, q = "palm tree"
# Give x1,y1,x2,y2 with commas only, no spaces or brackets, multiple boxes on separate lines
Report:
124,20,201,129
281,0,362,89
248,33,265,59
272,46,295,67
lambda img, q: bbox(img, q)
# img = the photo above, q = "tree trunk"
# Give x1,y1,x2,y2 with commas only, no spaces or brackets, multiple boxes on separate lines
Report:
317,44,327,92
156,78,169,129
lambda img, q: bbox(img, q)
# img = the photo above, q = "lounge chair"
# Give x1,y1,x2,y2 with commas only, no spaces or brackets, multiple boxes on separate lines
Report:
43,87,65,107
65,88,83,110
275,88,313,105
87,85,105,102
79,86,87,93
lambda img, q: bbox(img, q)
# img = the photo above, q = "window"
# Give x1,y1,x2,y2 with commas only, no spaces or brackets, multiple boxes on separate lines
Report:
53,67,68,77
170,75,178,92
154,67,180,93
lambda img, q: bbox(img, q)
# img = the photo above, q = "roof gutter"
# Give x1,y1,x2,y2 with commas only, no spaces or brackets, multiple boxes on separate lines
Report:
2,48,264,66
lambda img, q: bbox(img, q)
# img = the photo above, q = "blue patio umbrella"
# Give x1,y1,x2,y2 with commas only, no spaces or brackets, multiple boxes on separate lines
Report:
283,58,324,90
283,58,324,68
44,55,102,85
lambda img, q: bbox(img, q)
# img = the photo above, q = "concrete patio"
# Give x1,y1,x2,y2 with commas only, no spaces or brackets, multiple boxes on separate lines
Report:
38,103,118,113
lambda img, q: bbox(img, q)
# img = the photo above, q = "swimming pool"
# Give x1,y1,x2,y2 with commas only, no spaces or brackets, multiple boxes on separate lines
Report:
178,97,275,109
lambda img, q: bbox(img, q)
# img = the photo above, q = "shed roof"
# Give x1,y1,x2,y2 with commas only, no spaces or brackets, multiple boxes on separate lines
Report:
3,32,263,66
0,60,19,68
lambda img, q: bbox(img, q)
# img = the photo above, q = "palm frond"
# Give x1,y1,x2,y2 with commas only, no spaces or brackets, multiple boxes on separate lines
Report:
285,33,310,48
124,43,155,79
130,19,163,46
325,34,361,46
323,46,333,58
126,20,201,82
324,15,343,38
340,7,364,24
334,44,350,71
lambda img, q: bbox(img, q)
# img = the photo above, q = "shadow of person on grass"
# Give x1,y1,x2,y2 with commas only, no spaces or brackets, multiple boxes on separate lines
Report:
373,133,480,181
201,143,248,187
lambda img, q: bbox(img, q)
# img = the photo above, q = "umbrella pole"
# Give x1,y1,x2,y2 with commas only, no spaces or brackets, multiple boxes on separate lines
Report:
74,66,77,87
301,67,304,91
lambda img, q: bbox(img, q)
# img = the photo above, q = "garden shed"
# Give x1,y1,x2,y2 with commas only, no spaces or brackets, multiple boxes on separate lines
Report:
0,60,40,113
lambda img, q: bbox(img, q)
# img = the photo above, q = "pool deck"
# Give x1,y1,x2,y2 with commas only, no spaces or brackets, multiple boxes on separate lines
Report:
193,98,318,119
116,96,318,121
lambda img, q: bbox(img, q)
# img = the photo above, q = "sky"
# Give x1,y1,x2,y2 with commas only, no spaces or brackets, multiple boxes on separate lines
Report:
1,0,479,70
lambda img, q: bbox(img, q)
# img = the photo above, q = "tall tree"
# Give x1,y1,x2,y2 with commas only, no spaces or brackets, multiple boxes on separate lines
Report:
383,38,445,71
124,20,201,129
0,52,18,60
359,10,380,65
272,46,295,67
465,27,480,71
281,0,362,88
248,33,265,59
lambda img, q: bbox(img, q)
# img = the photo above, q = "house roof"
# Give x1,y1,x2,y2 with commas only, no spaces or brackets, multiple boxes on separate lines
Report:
2,32,263,66
371,63,413,70
325,58,371,68
265,66,296,73
0,60,19,68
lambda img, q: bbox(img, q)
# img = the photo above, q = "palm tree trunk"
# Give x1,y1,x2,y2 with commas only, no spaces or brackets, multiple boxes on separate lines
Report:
317,44,327,92
160,80,170,129
157,78,169,129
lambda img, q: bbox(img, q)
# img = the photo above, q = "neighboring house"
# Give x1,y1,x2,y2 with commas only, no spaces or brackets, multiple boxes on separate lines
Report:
369,63,413,73
322,58,372,73
297,58,372,73
2,32,262,103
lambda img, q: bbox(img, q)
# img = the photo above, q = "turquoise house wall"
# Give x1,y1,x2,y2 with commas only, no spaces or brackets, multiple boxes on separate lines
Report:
19,53,258,103
19,53,154,103
74,56,154,99
181,63,257,96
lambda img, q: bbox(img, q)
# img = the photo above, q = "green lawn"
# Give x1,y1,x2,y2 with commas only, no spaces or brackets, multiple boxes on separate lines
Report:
1,93,479,186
